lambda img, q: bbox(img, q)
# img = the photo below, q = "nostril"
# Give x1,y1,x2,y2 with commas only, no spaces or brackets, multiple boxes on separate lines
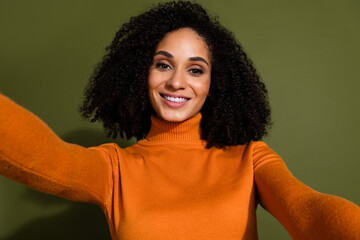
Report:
166,78,187,90
166,70,187,88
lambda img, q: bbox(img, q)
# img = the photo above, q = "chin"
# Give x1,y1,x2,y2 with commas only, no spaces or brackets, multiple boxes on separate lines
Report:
157,110,193,122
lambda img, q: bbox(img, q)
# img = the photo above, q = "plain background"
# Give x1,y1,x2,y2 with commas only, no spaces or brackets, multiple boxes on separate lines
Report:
0,0,359,239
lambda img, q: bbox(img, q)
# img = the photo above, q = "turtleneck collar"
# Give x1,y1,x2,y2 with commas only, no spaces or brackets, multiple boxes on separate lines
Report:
145,113,203,142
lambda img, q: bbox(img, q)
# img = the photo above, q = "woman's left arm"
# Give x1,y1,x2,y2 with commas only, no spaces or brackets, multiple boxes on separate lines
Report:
253,143,360,240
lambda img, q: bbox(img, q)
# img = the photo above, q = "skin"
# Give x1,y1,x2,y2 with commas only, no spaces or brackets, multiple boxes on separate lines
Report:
148,28,212,122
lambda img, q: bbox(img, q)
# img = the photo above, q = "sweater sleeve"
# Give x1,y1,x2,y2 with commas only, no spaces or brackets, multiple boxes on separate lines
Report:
0,94,116,208
252,141,360,240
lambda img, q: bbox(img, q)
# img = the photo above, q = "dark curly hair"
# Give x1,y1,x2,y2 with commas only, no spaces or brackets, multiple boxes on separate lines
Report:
80,1,271,148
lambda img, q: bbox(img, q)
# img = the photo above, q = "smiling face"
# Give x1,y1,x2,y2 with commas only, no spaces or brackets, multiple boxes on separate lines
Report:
148,28,211,122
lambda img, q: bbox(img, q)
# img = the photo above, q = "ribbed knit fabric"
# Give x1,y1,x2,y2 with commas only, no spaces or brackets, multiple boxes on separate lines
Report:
1,93,360,240
146,114,202,142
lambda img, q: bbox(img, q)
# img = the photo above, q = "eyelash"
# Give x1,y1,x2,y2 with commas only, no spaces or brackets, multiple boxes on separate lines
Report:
189,68,203,75
155,62,171,70
155,62,204,76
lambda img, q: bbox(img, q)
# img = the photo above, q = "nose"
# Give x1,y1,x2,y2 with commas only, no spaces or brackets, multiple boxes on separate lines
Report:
165,68,187,90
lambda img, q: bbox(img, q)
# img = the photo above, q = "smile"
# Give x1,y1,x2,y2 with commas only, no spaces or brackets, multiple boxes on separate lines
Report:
160,94,190,103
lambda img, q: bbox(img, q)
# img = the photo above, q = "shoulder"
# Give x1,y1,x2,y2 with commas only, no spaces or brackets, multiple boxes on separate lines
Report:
245,141,286,171
88,142,124,159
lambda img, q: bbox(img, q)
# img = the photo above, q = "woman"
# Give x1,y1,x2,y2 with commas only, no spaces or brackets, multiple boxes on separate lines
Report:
0,1,359,239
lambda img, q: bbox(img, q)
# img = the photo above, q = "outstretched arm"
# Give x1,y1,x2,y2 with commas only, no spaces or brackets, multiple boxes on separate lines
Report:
253,142,360,239
0,94,116,207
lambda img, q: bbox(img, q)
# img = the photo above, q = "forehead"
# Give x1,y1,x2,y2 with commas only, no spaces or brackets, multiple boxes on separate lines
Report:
155,28,210,61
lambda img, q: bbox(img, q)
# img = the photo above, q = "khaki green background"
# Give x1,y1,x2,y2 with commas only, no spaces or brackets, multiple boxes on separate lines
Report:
0,0,359,239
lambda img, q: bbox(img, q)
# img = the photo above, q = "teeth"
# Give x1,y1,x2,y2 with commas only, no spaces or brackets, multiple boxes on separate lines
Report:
164,95,188,103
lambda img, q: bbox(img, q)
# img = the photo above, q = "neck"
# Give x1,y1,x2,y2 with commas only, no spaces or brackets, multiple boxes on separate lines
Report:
146,113,202,142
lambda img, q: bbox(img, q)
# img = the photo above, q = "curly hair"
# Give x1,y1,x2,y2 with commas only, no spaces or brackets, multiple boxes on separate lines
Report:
80,1,271,148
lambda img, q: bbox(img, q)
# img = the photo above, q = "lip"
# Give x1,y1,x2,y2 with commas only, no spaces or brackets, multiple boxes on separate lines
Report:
160,93,190,108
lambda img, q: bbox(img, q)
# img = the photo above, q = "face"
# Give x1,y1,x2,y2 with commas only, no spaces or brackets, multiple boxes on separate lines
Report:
148,28,211,122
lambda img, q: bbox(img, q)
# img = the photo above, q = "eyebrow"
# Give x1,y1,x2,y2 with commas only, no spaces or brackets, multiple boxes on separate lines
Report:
154,50,209,66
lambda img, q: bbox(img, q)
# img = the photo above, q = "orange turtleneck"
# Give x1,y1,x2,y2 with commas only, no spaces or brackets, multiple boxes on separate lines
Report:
0,93,360,240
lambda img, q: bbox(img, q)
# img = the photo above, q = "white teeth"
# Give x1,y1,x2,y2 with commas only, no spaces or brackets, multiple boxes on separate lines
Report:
164,95,188,103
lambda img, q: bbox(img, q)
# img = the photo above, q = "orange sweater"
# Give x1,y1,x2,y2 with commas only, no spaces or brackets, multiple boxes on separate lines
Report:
0,93,360,239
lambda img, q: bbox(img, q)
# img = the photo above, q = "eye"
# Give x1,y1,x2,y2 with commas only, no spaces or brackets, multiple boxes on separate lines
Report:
189,68,204,76
155,62,171,70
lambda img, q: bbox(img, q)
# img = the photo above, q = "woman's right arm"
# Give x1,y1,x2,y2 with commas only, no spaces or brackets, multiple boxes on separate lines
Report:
0,94,116,207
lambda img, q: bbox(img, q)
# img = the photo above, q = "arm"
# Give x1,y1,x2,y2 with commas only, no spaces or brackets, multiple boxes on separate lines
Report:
253,142,360,239
0,94,115,207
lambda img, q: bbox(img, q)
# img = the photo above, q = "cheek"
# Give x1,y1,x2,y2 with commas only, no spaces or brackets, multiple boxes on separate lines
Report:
147,73,157,106
192,79,211,99
148,70,167,91
147,74,160,103
147,71,167,111
147,71,156,91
